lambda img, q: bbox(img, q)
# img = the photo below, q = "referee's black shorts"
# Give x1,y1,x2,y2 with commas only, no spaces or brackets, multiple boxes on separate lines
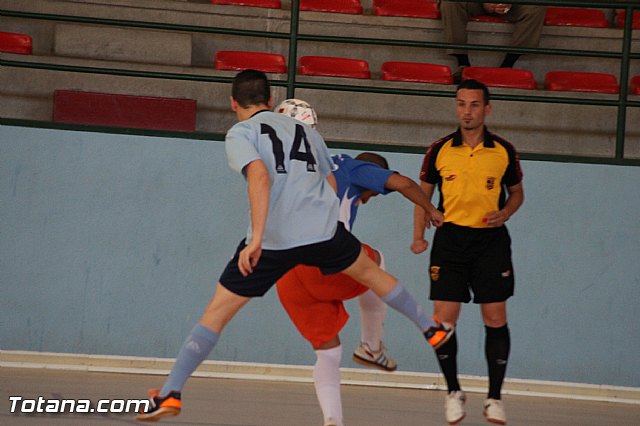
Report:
219,222,361,298
429,222,514,304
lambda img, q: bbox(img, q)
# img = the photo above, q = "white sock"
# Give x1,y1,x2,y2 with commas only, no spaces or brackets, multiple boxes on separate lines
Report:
358,252,387,351
313,345,343,426
358,290,387,352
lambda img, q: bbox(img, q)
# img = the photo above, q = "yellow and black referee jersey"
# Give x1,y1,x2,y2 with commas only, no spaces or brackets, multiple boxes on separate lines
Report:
419,127,523,229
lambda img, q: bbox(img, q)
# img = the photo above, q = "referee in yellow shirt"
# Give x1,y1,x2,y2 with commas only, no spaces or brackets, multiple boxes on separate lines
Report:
412,79,524,426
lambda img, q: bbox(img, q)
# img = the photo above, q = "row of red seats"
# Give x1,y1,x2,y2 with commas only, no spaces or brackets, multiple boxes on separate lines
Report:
214,50,640,95
48,67,640,134
2,7,636,57
212,0,640,29
3,29,637,94
2,6,637,56
40,60,640,131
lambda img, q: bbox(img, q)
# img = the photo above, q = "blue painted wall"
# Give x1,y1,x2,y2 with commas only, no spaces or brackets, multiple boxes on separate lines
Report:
1,125,639,387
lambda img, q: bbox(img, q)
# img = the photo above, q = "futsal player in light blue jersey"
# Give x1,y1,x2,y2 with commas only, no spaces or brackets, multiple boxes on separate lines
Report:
136,70,453,422
226,109,339,250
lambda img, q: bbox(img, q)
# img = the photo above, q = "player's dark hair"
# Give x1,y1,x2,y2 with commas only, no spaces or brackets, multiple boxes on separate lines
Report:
457,79,491,105
355,152,389,169
232,69,271,108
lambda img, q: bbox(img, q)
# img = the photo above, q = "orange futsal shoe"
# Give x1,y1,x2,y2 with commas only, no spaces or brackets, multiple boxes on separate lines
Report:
135,389,181,422
424,320,454,350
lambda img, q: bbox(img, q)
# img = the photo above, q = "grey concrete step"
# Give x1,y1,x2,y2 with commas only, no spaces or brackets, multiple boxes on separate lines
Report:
53,23,193,66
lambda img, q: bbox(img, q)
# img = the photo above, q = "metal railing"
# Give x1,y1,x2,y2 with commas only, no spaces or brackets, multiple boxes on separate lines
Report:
1,0,639,165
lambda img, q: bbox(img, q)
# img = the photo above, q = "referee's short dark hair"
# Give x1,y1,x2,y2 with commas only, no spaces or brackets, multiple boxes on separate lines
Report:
457,79,491,105
232,69,271,108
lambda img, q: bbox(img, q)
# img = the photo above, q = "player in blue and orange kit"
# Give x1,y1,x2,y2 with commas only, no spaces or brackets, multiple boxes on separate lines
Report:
275,99,447,426
136,72,453,423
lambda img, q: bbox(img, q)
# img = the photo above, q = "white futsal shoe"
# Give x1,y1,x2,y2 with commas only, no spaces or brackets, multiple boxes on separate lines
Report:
483,398,507,425
445,390,466,425
352,341,398,372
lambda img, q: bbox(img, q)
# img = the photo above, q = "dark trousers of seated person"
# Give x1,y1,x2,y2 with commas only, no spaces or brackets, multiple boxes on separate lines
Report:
440,1,546,68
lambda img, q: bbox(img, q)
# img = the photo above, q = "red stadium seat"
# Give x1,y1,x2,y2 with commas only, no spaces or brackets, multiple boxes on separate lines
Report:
615,10,640,29
214,51,287,73
630,76,640,95
372,0,440,19
470,15,508,23
381,61,453,84
53,90,197,131
298,56,370,79
0,31,33,54
462,67,537,90
300,0,363,15
544,71,619,94
210,0,281,8
544,7,609,28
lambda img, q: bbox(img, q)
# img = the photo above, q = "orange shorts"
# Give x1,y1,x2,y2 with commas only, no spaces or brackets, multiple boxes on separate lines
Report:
276,244,375,347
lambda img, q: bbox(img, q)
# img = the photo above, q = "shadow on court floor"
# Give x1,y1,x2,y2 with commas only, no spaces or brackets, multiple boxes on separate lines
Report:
1,368,638,425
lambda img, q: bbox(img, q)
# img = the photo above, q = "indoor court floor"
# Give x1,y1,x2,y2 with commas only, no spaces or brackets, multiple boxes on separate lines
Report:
1,367,638,425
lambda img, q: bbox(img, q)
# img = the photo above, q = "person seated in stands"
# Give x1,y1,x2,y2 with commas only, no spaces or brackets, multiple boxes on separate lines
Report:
439,2,547,82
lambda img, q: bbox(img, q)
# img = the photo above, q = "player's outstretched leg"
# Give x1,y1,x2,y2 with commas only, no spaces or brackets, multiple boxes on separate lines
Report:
341,248,455,349
135,324,218,422
136,283,250,422
379,283,454,349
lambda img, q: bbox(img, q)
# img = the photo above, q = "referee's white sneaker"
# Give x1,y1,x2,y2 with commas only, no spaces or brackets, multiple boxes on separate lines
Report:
444,390,466,425
483,398,507,425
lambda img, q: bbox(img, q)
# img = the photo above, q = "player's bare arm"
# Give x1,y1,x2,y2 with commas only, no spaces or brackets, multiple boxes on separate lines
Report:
384,173,439,219
411,181,443,254
483,182,524,227
239,159,270,276
417,180,444,227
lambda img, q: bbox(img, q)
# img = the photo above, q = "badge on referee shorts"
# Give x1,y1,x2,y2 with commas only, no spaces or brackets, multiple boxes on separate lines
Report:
430,266,441,282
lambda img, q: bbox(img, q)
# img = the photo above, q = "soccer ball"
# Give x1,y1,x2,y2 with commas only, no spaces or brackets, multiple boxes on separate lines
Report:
275,98,318,128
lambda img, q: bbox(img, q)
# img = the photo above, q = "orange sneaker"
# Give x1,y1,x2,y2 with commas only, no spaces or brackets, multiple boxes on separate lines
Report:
424,320,454,350
135,389,181,422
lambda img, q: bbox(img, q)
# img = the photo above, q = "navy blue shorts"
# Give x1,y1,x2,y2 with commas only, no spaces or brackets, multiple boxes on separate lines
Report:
429,222,514,304
219,222,361,297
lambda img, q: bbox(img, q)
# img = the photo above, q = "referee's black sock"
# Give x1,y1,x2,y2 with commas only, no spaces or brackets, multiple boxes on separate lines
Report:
485,324,510,400
435,331,460,393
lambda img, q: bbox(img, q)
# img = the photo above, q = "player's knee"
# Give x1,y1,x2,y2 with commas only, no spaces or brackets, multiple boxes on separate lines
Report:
314,336,341,350
483,315,507,328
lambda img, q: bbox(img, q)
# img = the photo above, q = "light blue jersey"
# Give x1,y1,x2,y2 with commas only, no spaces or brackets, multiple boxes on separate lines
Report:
332,154,395,231
226,110,339,250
